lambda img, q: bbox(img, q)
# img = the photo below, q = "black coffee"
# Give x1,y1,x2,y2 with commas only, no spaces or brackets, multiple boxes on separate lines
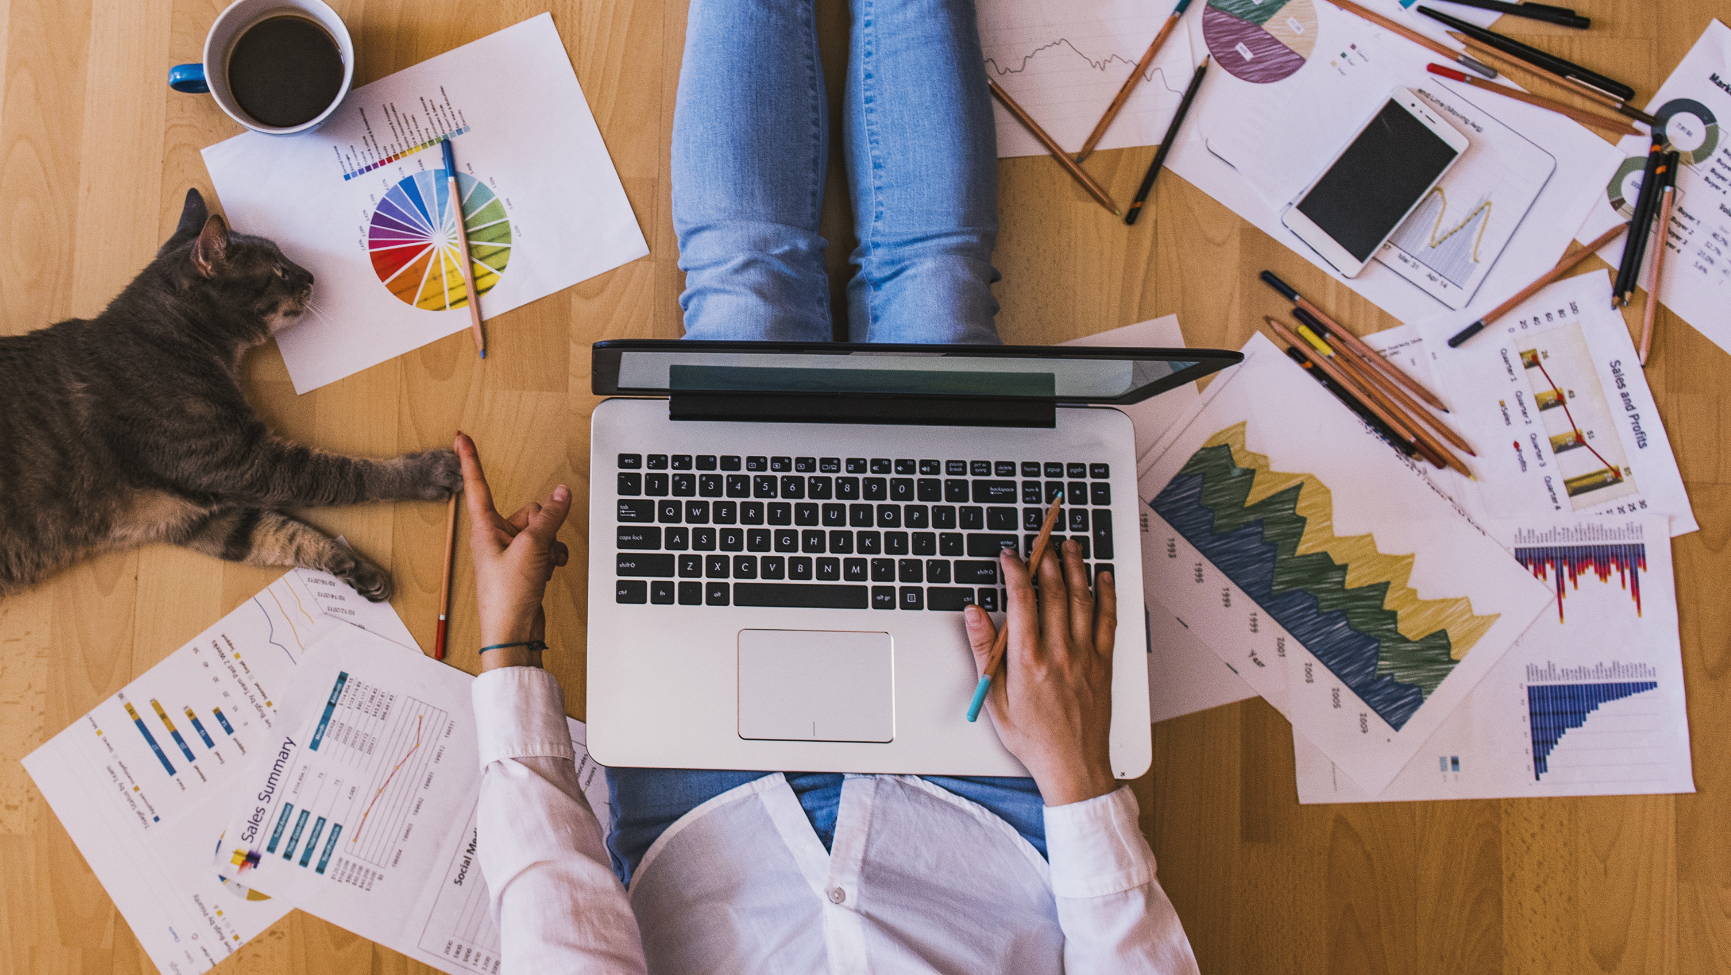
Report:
227,15,344,129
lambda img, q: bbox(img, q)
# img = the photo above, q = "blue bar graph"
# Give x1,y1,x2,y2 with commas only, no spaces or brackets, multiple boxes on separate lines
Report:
123,700,175,775
184,707,216,748
1527,681,1659,779
212,707,236,735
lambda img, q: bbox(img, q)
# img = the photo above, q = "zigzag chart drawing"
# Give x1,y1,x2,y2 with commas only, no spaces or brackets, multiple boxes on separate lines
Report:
1150,422,1499,730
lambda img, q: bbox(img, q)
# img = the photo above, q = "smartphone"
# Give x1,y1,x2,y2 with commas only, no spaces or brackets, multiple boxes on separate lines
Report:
1280,89,1469,278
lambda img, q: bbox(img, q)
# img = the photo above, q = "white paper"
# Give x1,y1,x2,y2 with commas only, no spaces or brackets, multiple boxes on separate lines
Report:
979,0,1197,158
213,631,607,975
1413,272,1695,530
1296,516,1694,801
1575,20,1731,353
1138,332,1550,792
203,14,649,393
21,570,414,975
1163,1,1618,324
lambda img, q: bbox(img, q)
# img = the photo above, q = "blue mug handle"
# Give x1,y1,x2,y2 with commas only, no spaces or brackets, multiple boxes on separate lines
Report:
168,63,208,94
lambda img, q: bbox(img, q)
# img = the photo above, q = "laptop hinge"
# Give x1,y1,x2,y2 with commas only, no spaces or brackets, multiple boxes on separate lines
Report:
668,392,1057,428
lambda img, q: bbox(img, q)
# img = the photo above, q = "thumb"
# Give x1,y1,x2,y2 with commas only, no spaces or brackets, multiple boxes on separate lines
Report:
963,605,998,675
522,484,572,547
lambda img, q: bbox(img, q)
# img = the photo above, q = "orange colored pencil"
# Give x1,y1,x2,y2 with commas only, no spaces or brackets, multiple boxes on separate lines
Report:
988,79,1122,217
1426,64,1638,137
434,492,459,661
1075,0,1193,163
965,493,1063,721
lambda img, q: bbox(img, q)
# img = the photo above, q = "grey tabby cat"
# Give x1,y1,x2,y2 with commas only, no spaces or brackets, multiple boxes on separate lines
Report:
0,189,458,601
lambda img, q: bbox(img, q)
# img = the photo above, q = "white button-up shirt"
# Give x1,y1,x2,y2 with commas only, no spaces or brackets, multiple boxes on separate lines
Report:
474,667,1199,973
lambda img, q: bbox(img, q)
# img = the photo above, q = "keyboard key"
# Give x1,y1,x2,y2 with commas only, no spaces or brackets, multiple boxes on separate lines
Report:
686,501,711,524
762,556,786,580
1024,507,1046,531
826,531,851,554
1044,462,1063,478
933,506,957,529
1095,562,1114,582
693,528,717,550
679,581,702,605
645,474,670,496
672,455,694,470
720,456,743,471
845,558,870,582
846,458,868,473
720,528,745,551
960,507,984,530
618,473,643,495
618,453,643,469
618,500,655,522
900,587,925,610
995,461,1017,476
970,461,992,476
808,477,833,500
712,502,737,525
817,558,841,581
972,480,1018,503
939,533,964,556
1021,461,1041,478
877,507,902,529
617,554,675,577
726,474,750,498
946,460,968,476
917,478,941,502
836,477,860,500
768,503,793,526
905,505,930,529
1022,481,1045,504
1091,483,1111,505
898,559,923,583
699,474,723,497
618,527,661,549
651,581,675,605
666,527,690,550
753,475,778,498
1069,509,1089,534
774,529,799,552
747,529,771,552
795,457,816,473
780,476,805,499
927,587,973,611
741,503,765,525
734,583,868,609
648,454,669,470
790,557,814,580
1066,482,1087,505
1090,463,1110,479
706,582,730,606
1092,510,1114,559
795,503,819,526
987,507,1018,531
1067,463,1087,478
967,534,1020,558
706,554,730,577
616,581,647,603
895,459,916,475
820,457,842,473
864,478,888,501
771,457,792,472
802,530,827,552
733,555,758,580
697,455,719,471
658,501,682,523
926,559,951,583
873,586,896,609
884,532,909,555
850,504,874,527
822,503,847,527
747,456,768,471
976,588,1000,611
912,532,937,556
954,561,999,584
858,531,882,555
919,459,941,475
870,459,892,474
871,558,896,582
890,478,914,502
679,554,702,578
945,479,970,502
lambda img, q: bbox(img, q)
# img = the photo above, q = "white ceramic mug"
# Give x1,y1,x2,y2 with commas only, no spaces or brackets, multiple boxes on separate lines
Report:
167,0,354,136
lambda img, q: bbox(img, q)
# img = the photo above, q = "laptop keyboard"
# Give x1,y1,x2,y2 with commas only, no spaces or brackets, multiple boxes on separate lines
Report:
612,454,1114,611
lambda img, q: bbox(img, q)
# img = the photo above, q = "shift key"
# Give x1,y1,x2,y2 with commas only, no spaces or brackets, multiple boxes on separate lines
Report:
617,554,676,577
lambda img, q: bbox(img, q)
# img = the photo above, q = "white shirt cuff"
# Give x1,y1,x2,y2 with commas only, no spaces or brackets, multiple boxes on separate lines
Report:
1043,785,1156,899
471,666,576,768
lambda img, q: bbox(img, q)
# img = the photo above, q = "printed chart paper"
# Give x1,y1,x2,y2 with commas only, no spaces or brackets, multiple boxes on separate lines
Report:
1576,20,1731,355
22,570,414,975
203,14,648,393
1296,517,1694,801
979,0,1197,159
1414,272,1694,529
213,631,608,975
1139,333,1550,792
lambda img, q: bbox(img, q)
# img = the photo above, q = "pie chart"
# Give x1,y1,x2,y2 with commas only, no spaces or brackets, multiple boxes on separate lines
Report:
1204,0,1319,85
367,169,512,311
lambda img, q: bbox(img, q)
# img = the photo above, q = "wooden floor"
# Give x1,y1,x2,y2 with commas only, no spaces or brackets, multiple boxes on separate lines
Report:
3,1,1727,972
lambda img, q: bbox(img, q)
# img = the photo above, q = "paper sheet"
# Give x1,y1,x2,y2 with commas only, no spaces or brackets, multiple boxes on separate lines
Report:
1295,515,1694,801
979,0,1197,158
1162,1,1617,324
203,14,649,393
22,570,415,975
1137,331,1550,793
1575,19,1731,354
1412,272,1695,531
212,630,607,975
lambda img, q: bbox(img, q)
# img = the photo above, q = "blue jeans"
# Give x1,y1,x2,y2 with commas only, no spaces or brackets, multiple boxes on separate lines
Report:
606,0,1038,887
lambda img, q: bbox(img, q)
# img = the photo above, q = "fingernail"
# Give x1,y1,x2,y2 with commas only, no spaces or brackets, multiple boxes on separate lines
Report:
553,485,570,502
963,605,980,626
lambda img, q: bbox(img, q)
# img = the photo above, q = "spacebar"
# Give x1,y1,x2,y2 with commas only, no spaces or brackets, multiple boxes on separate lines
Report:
733,583,870,609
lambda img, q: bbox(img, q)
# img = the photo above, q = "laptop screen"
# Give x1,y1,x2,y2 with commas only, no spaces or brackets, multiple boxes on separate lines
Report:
592,341,1240,406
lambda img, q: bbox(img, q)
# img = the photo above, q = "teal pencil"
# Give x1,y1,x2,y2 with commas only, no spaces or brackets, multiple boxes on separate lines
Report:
966,494,1063,722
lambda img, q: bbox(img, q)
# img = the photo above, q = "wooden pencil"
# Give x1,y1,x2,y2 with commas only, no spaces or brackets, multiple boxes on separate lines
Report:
1638,180,1677,366
988,79,1122,217
965,493,1063,722
1258,270,1451,413
442,138,487,359
1075,0,1193,163
435,492,459,661
1447,222,1629,347
1331,0,1496,77
1426,63,1638,137
1450,33,1657,126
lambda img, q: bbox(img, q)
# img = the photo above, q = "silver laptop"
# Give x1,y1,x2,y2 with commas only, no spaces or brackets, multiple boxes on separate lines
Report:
586,340,1239,777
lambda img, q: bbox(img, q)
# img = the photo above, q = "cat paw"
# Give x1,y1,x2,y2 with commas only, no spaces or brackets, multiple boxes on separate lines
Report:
403,449,463,500
329,548,394,602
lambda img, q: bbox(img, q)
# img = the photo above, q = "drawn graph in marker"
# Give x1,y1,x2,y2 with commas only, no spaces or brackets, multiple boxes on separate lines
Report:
1388,188,1493,288
351,714,423,846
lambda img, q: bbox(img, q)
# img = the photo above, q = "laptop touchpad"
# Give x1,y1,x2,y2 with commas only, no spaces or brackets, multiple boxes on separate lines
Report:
737,630,894,743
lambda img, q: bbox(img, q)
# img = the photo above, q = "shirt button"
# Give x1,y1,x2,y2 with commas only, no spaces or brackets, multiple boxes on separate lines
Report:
827,886,846,905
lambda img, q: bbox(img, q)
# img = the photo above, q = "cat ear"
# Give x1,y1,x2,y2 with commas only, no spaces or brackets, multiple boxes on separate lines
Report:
191,214,230,277
159,188,209,255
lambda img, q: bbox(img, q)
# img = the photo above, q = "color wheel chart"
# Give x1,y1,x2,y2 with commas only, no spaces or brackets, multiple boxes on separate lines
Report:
1148,421,1494,731
368,169,511,311
1203,0,1318,85
1524,668,1662,783
1516,323,1635,507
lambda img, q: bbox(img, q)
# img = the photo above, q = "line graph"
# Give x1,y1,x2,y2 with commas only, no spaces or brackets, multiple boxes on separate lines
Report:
1388,188,1493,288
985,37,1188,89
352,714,423,846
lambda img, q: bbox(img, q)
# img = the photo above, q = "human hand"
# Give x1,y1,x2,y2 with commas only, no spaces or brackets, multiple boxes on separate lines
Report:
454,433,571,670
963,540,1118,806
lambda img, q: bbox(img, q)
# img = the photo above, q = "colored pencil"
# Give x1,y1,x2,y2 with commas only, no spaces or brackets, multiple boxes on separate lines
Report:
966,493,1063,722
1638,161,1679,366
1258,270,1451,413
1125,56,1210,226
1286,347,1419,456
1434,0,1588,29
1331,0,1496,78
1416,6,1633,101
1448,37,1657,128
1614,144,1666,306
1446,222,1629,347
442,138,486,359
1076,0,1194,163
988,79,1122,217
435,492,459,661
1290,306,1477,457
1425,64,1638,137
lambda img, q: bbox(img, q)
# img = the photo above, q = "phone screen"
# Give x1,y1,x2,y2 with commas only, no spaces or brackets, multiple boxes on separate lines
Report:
1294,100,1460,263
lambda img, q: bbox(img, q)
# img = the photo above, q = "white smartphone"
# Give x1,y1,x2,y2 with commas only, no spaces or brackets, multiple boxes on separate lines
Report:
1280,89,1469,278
